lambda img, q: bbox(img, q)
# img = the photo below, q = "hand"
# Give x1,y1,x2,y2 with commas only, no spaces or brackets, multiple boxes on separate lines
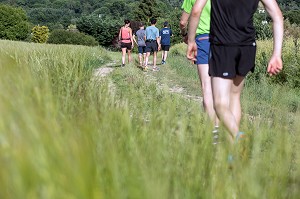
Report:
158,44,161,51
267,55,283,76
186,42,197,62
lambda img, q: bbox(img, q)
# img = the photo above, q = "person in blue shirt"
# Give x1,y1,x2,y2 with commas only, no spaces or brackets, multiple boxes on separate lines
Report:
145,18,161,71
159,21,172,64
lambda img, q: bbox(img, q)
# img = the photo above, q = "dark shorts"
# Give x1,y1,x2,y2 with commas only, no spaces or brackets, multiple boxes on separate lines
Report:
196,34,210,65
121,42,132,50
138,46,146,54
145,41,158,53
209,44,256,78
161,45,170,51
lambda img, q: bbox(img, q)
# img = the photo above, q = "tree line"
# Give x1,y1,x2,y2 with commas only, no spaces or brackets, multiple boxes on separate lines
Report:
0,0,299,47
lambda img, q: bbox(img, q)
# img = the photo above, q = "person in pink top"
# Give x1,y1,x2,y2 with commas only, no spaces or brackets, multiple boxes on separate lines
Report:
118,19,134,67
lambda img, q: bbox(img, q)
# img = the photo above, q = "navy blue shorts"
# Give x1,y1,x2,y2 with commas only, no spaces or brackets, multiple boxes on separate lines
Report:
138,46,146,54
196,34,210,65
209,44,256,78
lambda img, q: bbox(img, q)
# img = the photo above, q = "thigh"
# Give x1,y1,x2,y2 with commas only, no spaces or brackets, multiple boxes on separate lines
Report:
145,42,152,53
152,42,158,52
126,43,132,50
196,34,210,65
237,46,256,76
211,77,232,106
209,45,238,78
231,75,245,95
142,46,146,54
162,45,170,51
138,46,143,54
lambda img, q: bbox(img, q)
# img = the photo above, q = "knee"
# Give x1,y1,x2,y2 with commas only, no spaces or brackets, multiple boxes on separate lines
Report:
202,96,214,110
213,99,227,112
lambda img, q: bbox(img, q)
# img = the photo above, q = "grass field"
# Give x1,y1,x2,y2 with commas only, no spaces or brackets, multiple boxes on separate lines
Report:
0,39,299,199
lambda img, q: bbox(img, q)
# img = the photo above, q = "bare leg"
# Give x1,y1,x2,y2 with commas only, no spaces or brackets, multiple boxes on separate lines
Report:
138,53,142,65
197,64,219,127
230,76,244,129
145,52,151,66
153,51,157,66
211,77,244,143
143,53,146,66
121,48,127,65
163,51,168,62
127,50,132,63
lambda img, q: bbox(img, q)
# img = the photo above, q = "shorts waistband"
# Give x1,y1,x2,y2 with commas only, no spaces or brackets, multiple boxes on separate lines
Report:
211,42,257,47
196,34,209,41
146,39,156,42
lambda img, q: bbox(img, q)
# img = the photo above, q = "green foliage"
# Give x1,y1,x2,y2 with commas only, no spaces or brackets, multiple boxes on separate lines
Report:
0,4,30,40
47,29,98,46
253,12,273,40
0,40,299,198
284,10,300,25
132,0,161,22
247,39,300,89
77,15,122,46
27,7,74,29
31,25,49,43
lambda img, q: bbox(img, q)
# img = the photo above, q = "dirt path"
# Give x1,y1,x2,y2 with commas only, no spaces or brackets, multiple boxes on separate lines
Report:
93,61,203,103
93,62,116,77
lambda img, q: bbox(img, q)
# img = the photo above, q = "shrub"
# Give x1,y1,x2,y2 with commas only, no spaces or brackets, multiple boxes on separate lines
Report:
253,12,273,40
77,15,122,46
31,25,50,43
0,4,30,40
47,29,98,46
284,10,300,25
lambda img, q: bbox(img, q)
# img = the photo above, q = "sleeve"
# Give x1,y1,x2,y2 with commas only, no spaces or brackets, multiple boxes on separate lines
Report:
156,28,160,38
181,0,193,14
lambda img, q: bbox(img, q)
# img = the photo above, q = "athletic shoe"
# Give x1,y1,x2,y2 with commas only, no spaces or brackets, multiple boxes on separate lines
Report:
152,66,160,71
143,66,149,72
121,64,125,67
235,132,245,143
161,60,166,65
212,126,219,145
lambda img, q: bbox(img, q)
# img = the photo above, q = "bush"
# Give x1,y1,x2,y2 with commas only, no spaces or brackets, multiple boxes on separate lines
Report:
253,12,273,40
284,10,300,25
0,4,30,40
47,29,98,46
31,25,49,43
77,15,122,46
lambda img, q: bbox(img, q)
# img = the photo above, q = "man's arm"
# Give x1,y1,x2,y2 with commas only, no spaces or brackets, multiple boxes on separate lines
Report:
186,0,208,61
180,11,190,43
156,30,161,50
261,0,284,76
132,34,138,45
180,11,189,36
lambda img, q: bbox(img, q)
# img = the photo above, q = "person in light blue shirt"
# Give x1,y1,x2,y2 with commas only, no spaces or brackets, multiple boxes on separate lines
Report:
144,18,161,71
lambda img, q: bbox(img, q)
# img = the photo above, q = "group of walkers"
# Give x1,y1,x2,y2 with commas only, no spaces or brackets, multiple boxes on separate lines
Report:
118,18,172,71
119,0,284,154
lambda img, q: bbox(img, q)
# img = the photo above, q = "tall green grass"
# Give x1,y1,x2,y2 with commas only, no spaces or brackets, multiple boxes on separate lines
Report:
0,40,299,199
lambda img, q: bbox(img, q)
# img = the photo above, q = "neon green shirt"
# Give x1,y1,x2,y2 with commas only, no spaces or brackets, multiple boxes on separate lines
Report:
181,0,211,35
